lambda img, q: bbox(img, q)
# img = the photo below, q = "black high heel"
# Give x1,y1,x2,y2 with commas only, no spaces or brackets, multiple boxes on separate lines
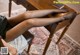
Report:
63,12,77,20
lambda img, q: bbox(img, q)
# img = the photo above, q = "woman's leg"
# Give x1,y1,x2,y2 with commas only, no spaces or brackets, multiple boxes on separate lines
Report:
8,9,66,26
6,17,65,42
6,12,76,42
23,9,67,18
6,12,77,42
7,9,66,41
0,37,17,55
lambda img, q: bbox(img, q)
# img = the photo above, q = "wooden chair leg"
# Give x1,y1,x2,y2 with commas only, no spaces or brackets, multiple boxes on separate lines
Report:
42,37,52,55
27,44,31,55
9,0,12,17
27,37,34,54
27,43,31,53
56,19,75,44
42,23,58,55
56,25,69,44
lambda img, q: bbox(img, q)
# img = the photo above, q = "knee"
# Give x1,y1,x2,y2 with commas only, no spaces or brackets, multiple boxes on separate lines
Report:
23,11,33,18
26,19,37,27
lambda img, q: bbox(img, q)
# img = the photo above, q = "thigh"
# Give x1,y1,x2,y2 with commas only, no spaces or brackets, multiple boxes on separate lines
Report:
7,9,59,27
7,13,26,26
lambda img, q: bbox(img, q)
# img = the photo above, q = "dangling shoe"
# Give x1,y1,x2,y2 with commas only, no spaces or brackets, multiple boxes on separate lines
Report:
63,12,77,20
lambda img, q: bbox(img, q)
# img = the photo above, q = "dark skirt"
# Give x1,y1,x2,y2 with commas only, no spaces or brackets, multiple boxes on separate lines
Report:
0,15,12,39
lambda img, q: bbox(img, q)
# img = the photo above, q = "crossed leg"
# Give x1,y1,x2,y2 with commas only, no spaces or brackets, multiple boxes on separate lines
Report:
7,9,66,41
8,9,66,26
6,17,66,42
6,9,67,42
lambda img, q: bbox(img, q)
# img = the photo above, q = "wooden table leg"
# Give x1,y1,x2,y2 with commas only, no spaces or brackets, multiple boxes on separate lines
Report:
42,23,58,55
9,0,12,17
27,37,34,55
56,16,76,44
56,24,70,44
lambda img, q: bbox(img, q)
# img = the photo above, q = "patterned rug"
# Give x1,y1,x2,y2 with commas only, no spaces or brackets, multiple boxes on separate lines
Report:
21,27,80,55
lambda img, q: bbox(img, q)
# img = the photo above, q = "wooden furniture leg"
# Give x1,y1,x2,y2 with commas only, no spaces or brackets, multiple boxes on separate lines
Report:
42,23,58,55
9,0,12,17
56,24,70,44
56,18,75,44
27,37,34,55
